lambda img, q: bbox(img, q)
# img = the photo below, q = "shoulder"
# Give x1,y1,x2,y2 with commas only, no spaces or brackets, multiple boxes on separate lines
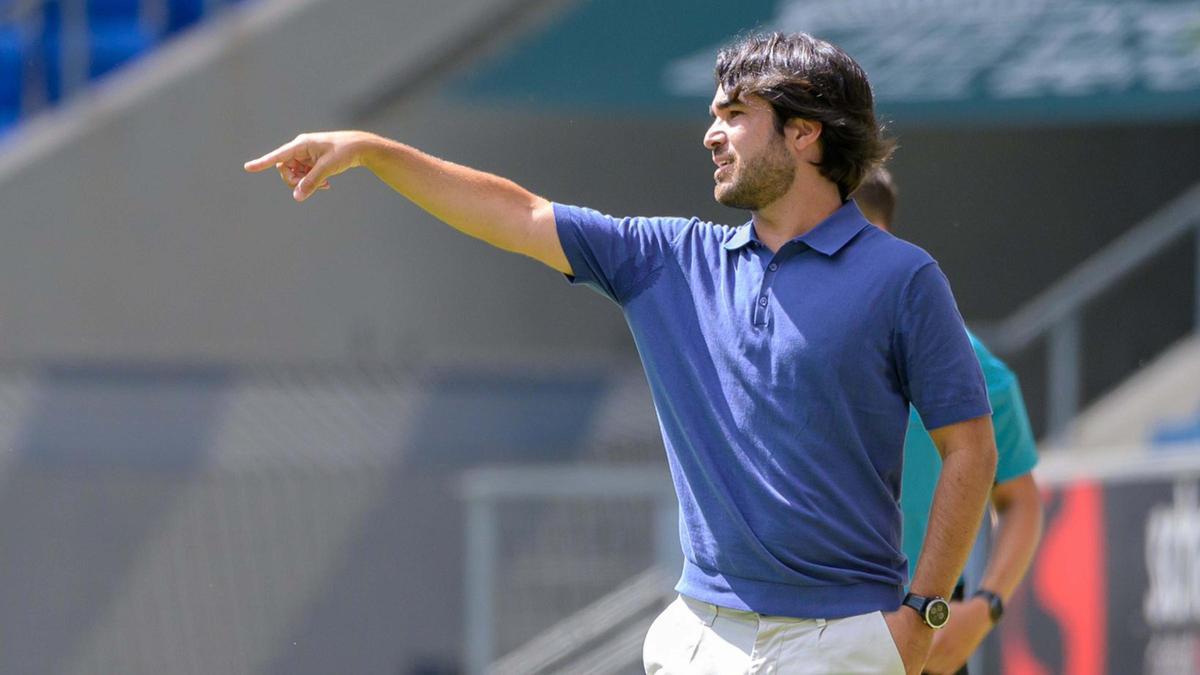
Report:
856,225,934,263
660,216,745,251
554,203,723,245
848,226,940,286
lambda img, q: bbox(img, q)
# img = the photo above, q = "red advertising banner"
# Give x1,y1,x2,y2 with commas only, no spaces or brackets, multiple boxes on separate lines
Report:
997,475,1200,674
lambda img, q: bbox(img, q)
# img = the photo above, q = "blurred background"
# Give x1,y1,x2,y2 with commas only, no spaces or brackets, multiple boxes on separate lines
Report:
0,0,1197,672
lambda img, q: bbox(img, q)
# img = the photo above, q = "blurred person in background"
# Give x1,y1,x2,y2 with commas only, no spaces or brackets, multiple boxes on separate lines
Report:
854,167,1043,675
245,32,997,675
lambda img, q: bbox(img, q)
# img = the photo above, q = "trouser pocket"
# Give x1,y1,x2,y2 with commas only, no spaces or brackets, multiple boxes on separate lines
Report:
643,596,705,674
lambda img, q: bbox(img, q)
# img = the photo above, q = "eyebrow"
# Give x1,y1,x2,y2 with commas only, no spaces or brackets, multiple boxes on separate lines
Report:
709,96,741,117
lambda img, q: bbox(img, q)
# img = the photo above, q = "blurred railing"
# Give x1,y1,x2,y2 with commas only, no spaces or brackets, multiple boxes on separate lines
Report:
460,464,679,675
0,0,247,134
488,566,673,675
983,181,1200,438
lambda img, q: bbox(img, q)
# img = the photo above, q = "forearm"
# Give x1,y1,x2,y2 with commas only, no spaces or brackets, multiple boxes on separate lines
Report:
978,474,1043,600
912,420,997,598
245,131,570,272
920,472,1040,675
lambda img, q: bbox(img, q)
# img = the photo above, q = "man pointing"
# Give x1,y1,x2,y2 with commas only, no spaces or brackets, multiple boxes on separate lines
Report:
246,32,996,674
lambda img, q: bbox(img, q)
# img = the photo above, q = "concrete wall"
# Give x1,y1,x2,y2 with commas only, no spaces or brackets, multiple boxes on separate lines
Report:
0,0,583,366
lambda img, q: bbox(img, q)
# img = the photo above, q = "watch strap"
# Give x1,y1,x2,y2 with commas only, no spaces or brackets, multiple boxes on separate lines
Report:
973,588,1004,623
902,592,950,629
901,593,926,614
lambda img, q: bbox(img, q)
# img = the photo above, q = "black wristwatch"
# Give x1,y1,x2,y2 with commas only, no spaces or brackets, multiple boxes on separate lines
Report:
973,588,1004,623
902,592,951,629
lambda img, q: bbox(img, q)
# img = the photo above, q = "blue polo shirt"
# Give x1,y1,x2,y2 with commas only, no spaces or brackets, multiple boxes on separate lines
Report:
554,200,990,618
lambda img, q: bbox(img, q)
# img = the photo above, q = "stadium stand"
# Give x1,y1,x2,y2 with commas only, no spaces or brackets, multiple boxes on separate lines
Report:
0,359,649,674
1066,334,1200,450
0,24,24,128
0,0,248,134
1154,416,1200,446
0,364,412,673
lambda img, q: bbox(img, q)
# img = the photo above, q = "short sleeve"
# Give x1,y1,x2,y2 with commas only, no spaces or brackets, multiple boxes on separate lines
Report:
971,337,1039,483
553,203,688,305
894,263,991,429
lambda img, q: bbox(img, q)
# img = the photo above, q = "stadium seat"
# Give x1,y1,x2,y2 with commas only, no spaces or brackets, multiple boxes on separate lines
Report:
167,0,205,34
1152,412,1200,447
0,26,24,113
0,108,19,137
40,16,155,101
87,20,154,79
167,0,254,35
88,0,140,22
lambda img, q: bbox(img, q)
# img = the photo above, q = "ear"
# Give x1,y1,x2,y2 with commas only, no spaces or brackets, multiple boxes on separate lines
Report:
785,117,823,155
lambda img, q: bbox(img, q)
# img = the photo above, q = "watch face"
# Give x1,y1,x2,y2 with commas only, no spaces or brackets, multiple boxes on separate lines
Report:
926,598,951,628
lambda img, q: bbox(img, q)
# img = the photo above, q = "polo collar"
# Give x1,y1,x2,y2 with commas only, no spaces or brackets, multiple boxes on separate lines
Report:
801,200,872,256
722,200,871,256
722,223,758,251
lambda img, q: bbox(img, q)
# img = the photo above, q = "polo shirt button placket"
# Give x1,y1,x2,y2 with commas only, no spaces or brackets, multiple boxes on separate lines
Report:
755,253,776,326
753,292,770,326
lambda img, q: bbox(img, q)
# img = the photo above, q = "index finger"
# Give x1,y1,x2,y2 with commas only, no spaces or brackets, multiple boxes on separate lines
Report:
243,139,302,172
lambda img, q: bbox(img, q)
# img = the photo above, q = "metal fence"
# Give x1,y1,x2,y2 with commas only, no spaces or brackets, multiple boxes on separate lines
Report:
984,180,1200,439
460,464,679,675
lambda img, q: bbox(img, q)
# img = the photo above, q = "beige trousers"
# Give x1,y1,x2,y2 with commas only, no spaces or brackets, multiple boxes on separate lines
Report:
643,594,905,675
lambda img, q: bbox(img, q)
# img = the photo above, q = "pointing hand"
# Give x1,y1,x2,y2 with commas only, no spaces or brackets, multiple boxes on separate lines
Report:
243,131,376,202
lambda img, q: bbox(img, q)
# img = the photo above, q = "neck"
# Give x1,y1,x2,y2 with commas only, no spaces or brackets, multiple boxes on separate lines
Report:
751,179,843,252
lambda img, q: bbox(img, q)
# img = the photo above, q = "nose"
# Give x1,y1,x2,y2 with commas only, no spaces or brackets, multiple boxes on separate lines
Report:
703,120,724,151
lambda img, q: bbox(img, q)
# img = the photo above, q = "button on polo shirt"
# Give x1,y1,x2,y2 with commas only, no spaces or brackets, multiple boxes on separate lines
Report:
554,200,990,619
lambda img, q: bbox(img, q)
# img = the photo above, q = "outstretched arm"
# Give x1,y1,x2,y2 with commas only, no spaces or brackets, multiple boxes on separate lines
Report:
244,131,571,274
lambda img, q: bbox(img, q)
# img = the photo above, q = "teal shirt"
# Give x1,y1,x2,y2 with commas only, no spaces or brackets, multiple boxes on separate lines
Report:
900,330,1038,582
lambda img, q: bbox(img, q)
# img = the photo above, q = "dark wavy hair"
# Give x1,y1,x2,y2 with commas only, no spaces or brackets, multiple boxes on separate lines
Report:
714,32,895,200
